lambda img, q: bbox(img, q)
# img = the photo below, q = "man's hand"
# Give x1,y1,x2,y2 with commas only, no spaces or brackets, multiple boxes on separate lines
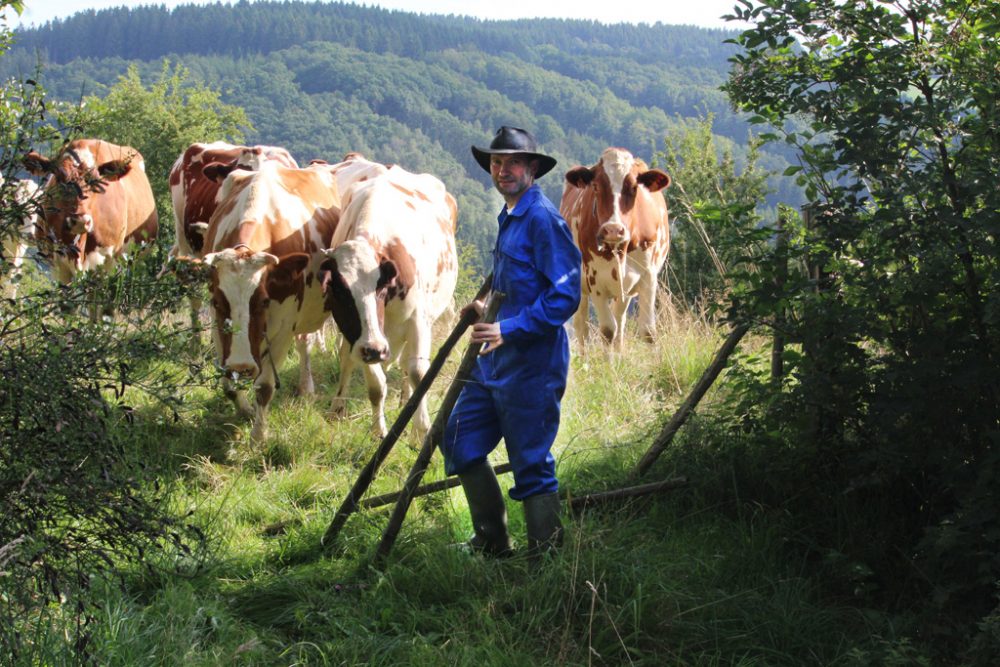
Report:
471,321,504,354
460,299,485,320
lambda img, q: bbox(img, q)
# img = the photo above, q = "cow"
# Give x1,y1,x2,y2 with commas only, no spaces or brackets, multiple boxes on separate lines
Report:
306,151,392,192
0,175,40,299
22,139,158,319
166,141,299,332
168,142,299,261
560,147,671,351
319,161,458,440
195,159,342,442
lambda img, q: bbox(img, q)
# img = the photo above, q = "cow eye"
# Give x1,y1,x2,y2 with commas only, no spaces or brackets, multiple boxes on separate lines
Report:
261,297,271,308
61,182,84,199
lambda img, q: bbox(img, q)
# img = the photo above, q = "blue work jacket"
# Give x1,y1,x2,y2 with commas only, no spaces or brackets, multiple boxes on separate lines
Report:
479,184,581,386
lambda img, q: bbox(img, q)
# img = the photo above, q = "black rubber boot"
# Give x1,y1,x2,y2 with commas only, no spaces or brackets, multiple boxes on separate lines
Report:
459,462,514,558
523,491,564,557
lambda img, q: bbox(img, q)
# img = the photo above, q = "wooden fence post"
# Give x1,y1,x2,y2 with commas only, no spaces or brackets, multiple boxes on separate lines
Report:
771,210,789,381
632,323,750,478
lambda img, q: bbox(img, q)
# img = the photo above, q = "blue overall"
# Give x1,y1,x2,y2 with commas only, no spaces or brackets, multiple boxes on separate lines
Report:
442,185,582,500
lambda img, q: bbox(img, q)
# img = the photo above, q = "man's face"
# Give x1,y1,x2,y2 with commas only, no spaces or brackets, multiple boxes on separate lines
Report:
490,154,536,202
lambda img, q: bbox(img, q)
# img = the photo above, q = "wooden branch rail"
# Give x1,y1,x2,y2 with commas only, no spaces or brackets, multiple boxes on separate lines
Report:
373,293,505,564
359,463,513,510
632,323,750,478
567,477,688,514
321,275,492,550
356,465,685,516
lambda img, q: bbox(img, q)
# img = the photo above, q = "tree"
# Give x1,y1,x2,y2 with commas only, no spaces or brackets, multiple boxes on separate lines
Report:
652,114,769,307
66,60,250,226
1,16,211,662
722,0,1000,655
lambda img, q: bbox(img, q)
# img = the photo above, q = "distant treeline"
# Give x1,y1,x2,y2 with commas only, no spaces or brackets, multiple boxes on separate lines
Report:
3,1,796,265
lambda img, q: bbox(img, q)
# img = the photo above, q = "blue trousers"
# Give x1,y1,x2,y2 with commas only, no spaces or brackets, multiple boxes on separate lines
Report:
442,362,564,500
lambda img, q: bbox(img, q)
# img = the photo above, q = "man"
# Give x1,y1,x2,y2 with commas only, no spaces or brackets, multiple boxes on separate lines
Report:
443,126,582,557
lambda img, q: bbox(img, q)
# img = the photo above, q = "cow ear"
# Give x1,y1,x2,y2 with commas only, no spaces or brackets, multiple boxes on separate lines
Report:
97,159,132,182
23,151,50,176
319,254,338,276
202,161,238,183
637,169,671,193
163,255,211,284
377,258,398,290
565,166,595,188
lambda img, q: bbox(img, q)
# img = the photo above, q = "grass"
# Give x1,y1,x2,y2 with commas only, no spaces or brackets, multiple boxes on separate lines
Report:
7,299,928,665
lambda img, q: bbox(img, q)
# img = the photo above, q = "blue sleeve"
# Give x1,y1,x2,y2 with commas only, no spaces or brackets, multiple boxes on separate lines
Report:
499,207,581,342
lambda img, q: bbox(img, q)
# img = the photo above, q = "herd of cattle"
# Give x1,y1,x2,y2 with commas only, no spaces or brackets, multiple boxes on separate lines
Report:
1,139,671,441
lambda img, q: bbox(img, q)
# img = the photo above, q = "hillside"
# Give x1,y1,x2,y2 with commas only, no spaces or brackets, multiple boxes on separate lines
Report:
2,1,794,264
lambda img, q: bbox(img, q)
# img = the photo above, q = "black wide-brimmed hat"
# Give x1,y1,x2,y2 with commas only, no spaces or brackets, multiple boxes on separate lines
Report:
471,126,557,179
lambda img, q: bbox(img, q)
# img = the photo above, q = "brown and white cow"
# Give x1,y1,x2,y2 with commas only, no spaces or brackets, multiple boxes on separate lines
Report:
0,175,40,299
196,160,342,442
319,160,458,439
23,140,158,305
168,141,299,261
560,147,671,351
167,142,299,331
306,151,392,194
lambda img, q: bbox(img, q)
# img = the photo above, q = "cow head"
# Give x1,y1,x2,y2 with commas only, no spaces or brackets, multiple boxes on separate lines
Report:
565,147,670,253
203,246,310,377
25,147,136,238
319,239,397,364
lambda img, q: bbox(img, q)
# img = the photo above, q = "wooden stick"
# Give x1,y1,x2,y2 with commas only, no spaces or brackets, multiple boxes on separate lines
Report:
359,463,513,510
567,477,688,514
373,293,505,564
360,466,685,516
321,275,492,549
771,212,788,381
632,323,750,478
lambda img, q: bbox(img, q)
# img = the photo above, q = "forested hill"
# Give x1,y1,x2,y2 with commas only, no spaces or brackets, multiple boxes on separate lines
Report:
3,1,783,264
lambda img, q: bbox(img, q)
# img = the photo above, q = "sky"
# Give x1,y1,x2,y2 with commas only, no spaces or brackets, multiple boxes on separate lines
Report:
7,0,748,31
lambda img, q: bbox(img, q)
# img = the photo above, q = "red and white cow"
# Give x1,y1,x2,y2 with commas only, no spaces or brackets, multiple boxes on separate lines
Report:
167,142,299,330
23,140,158,301
197,160,341,442
560,147,671,351
0,175,40,299
307,151,391,194
168,141,299,261
319,162,458,439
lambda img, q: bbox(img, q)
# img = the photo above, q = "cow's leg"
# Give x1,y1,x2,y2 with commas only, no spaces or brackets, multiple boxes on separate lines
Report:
612,298,629,352
250,382,272,444
1,238,27,299
637,266,658,343
573,290,590,352
593,296,617,346
189,293,203,341
361,361,389,438
222,377,254,418
404,324,432,441
295,333,315,396
250,335,292,443
330,337,356,419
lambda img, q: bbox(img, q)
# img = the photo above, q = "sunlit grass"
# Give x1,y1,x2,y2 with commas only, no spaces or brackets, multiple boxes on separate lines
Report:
9,291,923,665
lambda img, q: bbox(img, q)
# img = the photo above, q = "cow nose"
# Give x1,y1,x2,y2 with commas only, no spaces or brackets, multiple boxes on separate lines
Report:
64,215,93,235
225,361,259,378
360,345,388,364
598,222,629,249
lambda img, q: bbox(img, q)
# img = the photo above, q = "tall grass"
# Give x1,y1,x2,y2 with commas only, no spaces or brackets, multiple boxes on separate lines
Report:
10,295,927,665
